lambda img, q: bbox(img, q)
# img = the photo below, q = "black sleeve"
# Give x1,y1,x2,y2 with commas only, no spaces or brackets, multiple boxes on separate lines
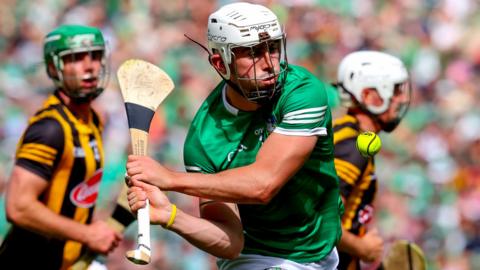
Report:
15,118,64,181
110,203,135,229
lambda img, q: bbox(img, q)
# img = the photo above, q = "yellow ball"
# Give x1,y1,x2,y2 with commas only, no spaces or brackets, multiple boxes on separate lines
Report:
356,131,382,158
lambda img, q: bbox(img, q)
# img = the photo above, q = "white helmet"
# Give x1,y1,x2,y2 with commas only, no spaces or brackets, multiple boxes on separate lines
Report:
337,51,410,115
207,2,287,101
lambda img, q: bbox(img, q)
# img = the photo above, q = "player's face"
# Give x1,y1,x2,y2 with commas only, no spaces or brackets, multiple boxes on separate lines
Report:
61,50,103,95
377,83,410,130
230,39,282,95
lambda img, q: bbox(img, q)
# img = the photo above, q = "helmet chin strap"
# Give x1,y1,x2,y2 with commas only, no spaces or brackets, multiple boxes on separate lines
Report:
369,98,408,133
377,117,401,133
366,109,401,133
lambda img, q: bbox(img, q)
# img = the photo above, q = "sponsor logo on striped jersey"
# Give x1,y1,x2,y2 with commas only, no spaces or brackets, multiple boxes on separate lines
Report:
70,169,102,208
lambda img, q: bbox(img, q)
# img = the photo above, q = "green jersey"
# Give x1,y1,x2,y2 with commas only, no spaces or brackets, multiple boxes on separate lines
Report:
183,64,342,262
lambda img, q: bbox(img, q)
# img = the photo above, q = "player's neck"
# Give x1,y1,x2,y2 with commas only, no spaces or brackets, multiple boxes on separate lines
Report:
225,86,261,112
58,91,91,123
355,113,381,133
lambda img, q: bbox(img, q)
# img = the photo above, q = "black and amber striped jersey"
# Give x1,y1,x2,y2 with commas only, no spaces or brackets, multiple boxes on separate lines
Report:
0,92,104,269
333,114,377,270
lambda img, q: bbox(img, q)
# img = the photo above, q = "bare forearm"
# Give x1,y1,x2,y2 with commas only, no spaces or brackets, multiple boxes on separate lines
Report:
167,208,243,259
337,228,363,257
8,200,88,243
172,165,272,204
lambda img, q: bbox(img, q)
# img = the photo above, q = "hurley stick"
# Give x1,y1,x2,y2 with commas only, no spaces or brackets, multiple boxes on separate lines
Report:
117,59,174,264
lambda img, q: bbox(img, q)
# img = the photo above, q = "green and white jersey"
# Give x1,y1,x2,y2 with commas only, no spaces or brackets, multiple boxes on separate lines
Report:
184,64,342,263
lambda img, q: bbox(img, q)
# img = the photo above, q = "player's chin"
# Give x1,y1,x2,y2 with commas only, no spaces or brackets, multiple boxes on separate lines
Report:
256,83,276,93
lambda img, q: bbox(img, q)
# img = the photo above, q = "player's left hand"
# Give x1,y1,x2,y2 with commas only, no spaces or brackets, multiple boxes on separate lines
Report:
127,179,173,226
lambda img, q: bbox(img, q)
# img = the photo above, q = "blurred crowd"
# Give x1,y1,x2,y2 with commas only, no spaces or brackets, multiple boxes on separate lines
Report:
1,0,480,269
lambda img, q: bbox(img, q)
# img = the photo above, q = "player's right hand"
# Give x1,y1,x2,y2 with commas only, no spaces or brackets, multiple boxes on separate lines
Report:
85,220,122,255
127,179,173,227
126,155,174,190
359,228,384,262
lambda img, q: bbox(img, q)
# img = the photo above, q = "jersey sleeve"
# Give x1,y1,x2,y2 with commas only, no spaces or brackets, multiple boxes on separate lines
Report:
183,126,215,174
15,118,64,181
334,137,368,197
274,78,330,137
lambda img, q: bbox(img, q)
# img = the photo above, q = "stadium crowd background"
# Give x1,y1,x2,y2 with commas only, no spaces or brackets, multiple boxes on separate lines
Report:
1,0,479,269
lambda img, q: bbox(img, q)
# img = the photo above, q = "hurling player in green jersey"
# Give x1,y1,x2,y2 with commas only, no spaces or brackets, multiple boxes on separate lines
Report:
333,51,411,270
127,2,342,269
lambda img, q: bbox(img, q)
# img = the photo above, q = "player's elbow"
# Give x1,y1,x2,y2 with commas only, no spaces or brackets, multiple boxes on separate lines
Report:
256,189,274,204
5,197,33,226
6,201,24,225
220,246,242,260
219,235,244,260
254,180,280,204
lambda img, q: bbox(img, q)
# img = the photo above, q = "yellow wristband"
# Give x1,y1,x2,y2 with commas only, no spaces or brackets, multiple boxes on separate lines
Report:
165,204,177,229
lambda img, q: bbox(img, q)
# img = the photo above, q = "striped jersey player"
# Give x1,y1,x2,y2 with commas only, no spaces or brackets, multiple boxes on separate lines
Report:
0,25,121,269
333,51,411,269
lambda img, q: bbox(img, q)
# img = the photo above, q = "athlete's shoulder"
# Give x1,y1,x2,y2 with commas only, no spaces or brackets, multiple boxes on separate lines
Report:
23,94,67,148
282,64,328,100
21,117,64,153
333,115,360,148
333,115,358,133
333,115,368,178
285,64,328,85
16,117,64,180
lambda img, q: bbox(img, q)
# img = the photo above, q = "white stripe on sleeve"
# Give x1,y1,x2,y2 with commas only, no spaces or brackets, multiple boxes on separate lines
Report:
283,106,327,118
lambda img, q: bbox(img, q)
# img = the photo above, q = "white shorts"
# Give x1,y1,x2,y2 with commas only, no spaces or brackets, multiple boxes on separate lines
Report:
217,247,339,270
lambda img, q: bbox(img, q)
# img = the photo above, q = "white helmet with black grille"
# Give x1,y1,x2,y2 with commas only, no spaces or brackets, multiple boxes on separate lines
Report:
207,2,288,101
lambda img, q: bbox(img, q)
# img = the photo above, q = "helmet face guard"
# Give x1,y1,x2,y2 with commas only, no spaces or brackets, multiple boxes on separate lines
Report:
377,80,412,132
54,48,109,102
44,25,109,102
229,35,288,102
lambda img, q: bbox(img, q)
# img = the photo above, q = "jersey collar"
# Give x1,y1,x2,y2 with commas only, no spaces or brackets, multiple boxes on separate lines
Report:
222,83,239,116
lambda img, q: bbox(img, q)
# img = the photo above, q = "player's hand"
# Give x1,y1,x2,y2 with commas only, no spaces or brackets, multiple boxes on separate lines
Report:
85,220,122,255
127,179,173,227
359,228,384,262
126,155,173,190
